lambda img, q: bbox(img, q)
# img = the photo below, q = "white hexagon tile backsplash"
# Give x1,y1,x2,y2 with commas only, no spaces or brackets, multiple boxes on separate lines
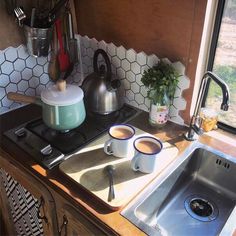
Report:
0,45,81,114
79,35,190,125
0,46,50,113
0,35,189,125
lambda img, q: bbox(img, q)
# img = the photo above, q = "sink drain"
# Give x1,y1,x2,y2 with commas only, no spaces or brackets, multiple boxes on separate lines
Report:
184,195,218,222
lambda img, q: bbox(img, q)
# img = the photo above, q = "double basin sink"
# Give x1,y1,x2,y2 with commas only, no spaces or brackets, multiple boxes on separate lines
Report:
121,141,236,236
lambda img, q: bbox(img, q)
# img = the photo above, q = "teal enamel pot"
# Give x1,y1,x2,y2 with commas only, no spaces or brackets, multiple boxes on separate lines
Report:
7,80,86,131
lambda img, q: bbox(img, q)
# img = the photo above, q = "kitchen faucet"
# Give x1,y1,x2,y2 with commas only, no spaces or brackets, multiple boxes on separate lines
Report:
185,71,230,141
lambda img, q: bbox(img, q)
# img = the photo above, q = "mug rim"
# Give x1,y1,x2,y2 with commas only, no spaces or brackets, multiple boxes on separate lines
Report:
108,124,135,140
133,136,163,155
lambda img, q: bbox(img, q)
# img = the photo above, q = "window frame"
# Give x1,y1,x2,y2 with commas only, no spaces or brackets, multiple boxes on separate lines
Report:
202,0,236,134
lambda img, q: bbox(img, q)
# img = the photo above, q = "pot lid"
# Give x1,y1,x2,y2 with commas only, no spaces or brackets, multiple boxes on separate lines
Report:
41,80,84,106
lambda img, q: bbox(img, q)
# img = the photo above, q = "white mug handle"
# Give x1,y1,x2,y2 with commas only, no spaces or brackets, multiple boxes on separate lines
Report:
104,139,113,155
131,153,141,171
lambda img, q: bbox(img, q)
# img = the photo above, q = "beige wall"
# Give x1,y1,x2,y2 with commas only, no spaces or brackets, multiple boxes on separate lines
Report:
74,0,208,122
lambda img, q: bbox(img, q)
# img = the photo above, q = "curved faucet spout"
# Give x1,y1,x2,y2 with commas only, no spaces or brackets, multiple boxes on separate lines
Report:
185,71,230,141
204,72,230,111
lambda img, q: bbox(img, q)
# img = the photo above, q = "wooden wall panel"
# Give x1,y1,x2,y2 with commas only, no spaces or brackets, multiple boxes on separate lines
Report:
74,0,208,122
0,1,25,49
181,0,208,122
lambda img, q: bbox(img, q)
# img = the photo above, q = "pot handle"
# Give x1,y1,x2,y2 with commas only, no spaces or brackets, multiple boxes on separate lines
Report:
93,49,112,78
7,92,40,105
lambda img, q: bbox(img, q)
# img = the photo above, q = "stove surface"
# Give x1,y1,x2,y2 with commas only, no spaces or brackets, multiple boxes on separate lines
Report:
4,104,139,169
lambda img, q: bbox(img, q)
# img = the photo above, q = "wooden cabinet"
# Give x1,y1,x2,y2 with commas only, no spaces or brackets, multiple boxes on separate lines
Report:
0,149,113,236
0,175,16,235
57,204,107,236
0,150,58,236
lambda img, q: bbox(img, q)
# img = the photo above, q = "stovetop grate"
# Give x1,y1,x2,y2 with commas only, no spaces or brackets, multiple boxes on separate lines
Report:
26,104,138,154
4,104,139,169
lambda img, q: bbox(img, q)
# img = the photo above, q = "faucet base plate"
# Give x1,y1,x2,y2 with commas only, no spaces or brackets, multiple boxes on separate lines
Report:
184,132,198,141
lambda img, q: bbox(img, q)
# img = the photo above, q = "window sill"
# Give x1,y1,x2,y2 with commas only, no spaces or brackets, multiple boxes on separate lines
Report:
204,129,236,148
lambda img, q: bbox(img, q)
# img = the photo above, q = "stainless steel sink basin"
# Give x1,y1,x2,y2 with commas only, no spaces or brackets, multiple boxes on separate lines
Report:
121,142,236,236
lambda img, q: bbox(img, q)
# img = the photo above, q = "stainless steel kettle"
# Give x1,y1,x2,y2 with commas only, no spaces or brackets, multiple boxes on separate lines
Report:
81,49,124,114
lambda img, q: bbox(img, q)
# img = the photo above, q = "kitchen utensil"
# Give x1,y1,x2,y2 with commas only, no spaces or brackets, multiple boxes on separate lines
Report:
48,0,68,23
55,18,70,72
81,49,124,114
23,24,52,57
49,27,60,81
30,8,36,27
105,165,115,202
67,9,78,63
68,0,78,33
14,7,26,27
35,0,68,28
63,62,74,80
7,80,86,131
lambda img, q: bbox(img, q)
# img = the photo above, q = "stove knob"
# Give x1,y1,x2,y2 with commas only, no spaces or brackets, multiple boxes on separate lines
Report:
14,128,27,138
40,145,53,156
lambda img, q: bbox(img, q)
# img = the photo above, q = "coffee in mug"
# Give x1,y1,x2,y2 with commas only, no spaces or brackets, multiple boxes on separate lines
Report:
135,140,161,154
131,136,163,173
104,124,135,158
110,127,134,139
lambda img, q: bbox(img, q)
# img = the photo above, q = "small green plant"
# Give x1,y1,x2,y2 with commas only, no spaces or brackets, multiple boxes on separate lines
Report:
141,60,180,104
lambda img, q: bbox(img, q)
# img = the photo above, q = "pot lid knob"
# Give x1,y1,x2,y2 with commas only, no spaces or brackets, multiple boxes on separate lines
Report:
56,79,66,92
41,80,84,106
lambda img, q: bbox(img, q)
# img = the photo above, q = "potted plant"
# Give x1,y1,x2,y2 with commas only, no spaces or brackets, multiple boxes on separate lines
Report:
141,59,180,127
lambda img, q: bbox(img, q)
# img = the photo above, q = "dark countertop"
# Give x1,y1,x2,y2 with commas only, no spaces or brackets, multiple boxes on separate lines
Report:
1,104,235,235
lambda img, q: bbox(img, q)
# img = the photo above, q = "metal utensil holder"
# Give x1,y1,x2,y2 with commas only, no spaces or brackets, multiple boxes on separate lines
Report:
23,24,52,57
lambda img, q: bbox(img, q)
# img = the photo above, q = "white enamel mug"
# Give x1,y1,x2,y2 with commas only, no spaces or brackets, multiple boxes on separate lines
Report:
104,124,135,158
131,136,163,173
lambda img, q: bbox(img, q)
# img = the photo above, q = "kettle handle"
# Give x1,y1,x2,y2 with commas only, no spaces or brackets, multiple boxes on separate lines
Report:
93,49,112,78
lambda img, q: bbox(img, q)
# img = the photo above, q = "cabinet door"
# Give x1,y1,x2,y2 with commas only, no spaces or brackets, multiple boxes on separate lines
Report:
0,175,16,235
58,204,107,236
0,150,58,236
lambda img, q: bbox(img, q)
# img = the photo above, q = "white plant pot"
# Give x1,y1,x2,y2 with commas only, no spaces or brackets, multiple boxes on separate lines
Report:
149,103,169,127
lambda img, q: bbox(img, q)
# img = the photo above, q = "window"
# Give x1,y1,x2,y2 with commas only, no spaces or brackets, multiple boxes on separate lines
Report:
203,0,236,134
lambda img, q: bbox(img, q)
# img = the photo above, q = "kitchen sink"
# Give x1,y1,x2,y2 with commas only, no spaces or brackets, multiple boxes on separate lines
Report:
121,142,236,236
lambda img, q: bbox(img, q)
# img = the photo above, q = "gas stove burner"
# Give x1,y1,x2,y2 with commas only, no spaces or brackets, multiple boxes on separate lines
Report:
59,129,70,134
4,104,139,169
40,126,73,137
